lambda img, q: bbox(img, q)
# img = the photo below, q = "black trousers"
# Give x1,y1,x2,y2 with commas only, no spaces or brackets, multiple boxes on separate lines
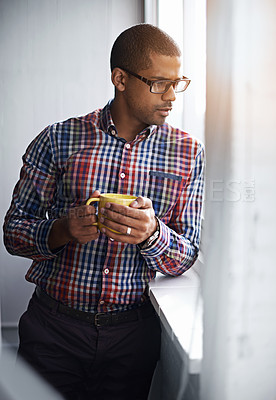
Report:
18,292,161,400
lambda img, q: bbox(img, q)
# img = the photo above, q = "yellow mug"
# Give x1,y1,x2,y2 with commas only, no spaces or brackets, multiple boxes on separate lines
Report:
86,193,137,233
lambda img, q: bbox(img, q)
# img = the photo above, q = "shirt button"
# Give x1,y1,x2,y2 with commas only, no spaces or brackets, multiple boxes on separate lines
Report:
111,129,116,136
125,143,131,149
104,268,109,275
120,172,125,179
99,300,105,305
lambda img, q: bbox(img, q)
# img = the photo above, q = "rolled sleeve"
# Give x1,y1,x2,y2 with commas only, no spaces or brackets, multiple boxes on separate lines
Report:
3,126,60,261
140,143,205,276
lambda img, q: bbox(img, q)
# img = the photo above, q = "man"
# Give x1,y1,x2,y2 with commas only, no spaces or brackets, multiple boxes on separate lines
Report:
3,24,204,400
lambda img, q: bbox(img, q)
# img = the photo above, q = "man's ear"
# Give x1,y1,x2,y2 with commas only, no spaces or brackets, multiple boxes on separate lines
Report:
111,68,127,92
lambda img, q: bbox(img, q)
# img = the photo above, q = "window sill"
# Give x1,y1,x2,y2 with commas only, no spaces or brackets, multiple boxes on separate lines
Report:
148,259,203,374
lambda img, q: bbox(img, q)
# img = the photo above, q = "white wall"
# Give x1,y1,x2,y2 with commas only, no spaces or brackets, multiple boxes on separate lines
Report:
202,0,276,399
0,0,142,327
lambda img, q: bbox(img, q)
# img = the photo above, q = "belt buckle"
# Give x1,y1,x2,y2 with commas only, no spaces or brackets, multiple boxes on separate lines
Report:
94,312,107,327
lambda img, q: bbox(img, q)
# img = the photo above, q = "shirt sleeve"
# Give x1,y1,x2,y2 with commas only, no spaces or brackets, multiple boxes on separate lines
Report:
140,143,205,276
3,126,59,261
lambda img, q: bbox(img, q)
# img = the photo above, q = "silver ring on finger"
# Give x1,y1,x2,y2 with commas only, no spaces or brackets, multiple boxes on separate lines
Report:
126,226,131,235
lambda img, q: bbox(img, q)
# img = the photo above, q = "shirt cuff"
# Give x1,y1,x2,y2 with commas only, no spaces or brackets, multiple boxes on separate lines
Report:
139,218,170,257
35,219,63,258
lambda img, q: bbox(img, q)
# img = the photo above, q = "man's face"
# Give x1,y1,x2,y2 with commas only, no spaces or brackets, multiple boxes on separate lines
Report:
123,52,182,128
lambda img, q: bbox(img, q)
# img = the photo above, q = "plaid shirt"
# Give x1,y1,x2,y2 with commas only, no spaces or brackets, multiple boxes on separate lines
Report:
3,101,205,313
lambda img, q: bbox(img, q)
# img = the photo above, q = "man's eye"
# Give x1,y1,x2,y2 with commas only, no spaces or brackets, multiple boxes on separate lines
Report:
153,81,167,89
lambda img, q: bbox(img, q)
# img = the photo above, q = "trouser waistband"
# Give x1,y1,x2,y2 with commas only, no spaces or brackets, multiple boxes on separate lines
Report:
35,286,155,327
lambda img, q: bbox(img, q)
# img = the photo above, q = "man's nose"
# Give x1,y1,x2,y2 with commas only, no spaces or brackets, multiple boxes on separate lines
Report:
161,84,176,102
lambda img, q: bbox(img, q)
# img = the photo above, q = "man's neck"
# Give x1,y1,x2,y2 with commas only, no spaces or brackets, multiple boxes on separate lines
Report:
110,98,147,142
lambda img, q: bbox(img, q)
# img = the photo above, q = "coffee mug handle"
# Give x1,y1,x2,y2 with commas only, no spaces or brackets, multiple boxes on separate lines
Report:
86,198,99,226
86,198,99,206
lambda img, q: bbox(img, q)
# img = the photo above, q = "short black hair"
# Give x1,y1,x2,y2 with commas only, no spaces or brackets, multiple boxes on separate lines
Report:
110,23,181,72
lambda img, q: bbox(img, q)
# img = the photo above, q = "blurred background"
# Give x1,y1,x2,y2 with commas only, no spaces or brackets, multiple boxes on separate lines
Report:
0,0,275,399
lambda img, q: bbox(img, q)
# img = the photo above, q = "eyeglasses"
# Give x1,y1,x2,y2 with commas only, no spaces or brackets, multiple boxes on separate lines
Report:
121,68,191,94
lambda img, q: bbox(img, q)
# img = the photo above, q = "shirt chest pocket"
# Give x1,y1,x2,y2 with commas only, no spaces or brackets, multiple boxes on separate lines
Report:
146,171,184,218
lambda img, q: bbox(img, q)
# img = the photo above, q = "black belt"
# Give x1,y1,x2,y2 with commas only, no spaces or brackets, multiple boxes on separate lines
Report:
35,286,155,327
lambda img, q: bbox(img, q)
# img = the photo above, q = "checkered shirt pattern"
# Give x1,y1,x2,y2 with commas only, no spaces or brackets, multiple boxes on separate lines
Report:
3,101,205,312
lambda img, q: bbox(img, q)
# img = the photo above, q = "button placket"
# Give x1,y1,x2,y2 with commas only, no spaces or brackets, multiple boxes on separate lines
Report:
117,141,134,192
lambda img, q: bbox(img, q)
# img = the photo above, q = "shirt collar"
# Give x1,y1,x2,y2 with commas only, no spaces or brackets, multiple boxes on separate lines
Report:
99,100,158,139
99,100,116,135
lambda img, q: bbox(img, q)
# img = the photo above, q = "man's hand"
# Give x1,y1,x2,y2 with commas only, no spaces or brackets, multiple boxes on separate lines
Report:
48,191,100,249
99,196,157,244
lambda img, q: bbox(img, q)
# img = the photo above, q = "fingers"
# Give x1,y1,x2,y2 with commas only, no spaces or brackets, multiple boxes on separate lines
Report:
101,207,143,227
99,212,141,244
100,206,151,236
129,196,152,209
103,196,153,221
69,204,96,218
68,224,99,245
100,197,157,244
92,190,101,197
101,223,140,245
86,190,101,205
67,205,99,244
101,217,138,236
65,196,157,245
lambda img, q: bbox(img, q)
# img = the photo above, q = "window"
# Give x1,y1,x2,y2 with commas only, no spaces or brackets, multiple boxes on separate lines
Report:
145,0,206,142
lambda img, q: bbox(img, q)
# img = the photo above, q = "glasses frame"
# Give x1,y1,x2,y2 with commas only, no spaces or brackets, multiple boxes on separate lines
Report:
120,67,191,94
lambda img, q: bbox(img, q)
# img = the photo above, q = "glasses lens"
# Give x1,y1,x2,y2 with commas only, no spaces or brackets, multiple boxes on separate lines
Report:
151,81,169,93
151,79,190,93
174,80,189,93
